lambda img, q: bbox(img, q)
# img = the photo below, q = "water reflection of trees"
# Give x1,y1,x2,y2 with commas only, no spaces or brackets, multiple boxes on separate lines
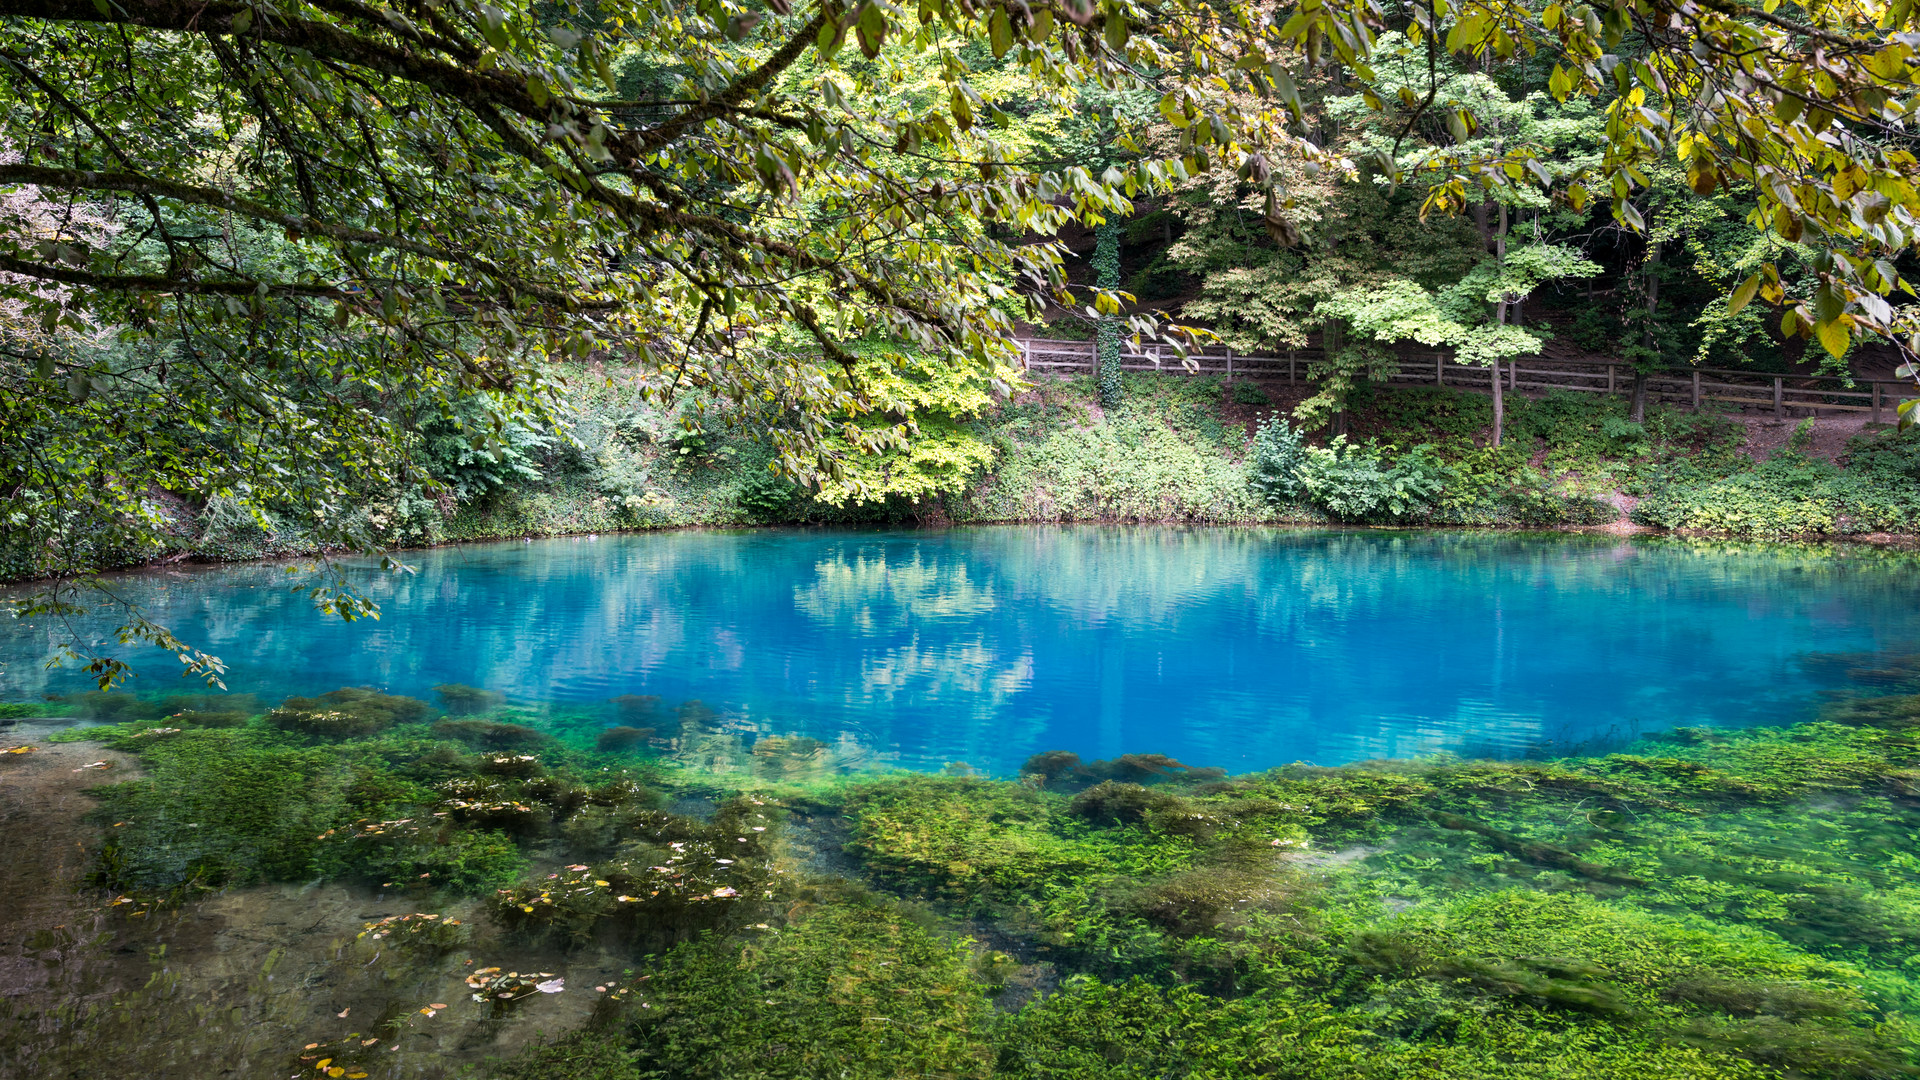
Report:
4,530,1919,771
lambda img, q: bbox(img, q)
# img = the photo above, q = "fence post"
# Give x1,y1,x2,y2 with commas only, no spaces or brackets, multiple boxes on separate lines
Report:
1773,377,1783,416
1289,350,1297,383
1692,370,1701,410
1225,347,1233,380
1874,381,1883,425
1607,364,1615,395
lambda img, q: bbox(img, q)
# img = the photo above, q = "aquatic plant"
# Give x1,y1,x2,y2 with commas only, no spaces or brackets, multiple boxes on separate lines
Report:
595,725,654,752
610,694,663,727
268,688,430,740
356,912,471,953
496,797,778,949
434,683,506,716
433,718,550,750
612,904,994,1079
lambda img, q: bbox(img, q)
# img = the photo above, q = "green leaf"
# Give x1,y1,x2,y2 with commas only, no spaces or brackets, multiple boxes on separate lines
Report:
988,7,1013,57
1548,63,1572,100
856,3,886,56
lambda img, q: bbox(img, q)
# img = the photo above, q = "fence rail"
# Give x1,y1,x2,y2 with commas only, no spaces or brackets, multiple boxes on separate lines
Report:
1015,338,1915,423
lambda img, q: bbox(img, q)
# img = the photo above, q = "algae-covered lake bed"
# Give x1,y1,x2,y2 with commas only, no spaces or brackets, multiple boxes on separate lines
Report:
3,528,1920,1079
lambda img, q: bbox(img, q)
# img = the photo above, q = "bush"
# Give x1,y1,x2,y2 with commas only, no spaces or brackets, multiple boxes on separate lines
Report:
1297,438,1450,521
1247,412,1308,503
1631,451,1920,537
1230,380,1271,406
737,469,803,522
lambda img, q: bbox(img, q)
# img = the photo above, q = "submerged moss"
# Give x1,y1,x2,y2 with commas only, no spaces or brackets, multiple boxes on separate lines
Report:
28,675,1920,1080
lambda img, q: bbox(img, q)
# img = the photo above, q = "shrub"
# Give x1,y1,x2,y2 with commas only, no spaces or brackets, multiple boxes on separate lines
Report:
1297,438,1450,521
1247,411,1309,503
737,469,802,521
1230,380,1271,406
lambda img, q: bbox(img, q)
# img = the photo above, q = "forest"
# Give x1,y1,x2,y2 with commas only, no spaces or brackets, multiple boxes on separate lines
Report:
5,0,1920,628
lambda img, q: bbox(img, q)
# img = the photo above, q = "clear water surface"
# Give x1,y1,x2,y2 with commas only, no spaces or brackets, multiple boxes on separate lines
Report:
3,528,1913,773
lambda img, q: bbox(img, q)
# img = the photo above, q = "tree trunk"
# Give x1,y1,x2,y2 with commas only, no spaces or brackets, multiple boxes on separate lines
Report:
1489,205,1509,449
1491,357,1504,448
1325,320,1348,436
1632,239,1661,423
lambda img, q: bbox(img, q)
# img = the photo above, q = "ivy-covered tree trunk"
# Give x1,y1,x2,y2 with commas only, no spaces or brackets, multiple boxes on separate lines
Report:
1632,240,1662,424
1094,218,1123,411
1490,206,1509,449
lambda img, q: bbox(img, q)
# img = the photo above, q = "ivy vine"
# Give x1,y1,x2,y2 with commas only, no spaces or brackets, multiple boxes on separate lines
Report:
1093,219,1123,411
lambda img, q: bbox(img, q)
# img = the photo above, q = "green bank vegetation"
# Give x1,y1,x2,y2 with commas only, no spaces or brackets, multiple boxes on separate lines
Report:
160,370,1920,562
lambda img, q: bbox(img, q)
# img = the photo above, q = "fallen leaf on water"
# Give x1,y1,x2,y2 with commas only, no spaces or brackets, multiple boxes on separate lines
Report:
336,1007,350,1018
536,978,565,994
2,745,34,754
429,1003,447,1010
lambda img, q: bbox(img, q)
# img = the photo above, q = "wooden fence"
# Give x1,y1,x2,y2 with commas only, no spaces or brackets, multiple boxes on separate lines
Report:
1015,337,1917,423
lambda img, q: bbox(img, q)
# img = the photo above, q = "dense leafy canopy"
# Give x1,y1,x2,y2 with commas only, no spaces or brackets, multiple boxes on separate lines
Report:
5,0,1920,675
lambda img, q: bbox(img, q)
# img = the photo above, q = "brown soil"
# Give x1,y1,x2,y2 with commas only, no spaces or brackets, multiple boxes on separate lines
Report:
0,738,144,1002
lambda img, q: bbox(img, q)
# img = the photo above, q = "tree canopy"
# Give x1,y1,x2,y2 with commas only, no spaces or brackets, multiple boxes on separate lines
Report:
6,0,1920,678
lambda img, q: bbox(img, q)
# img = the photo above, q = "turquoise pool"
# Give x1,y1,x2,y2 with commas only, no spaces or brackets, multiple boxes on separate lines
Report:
3,528,1912,772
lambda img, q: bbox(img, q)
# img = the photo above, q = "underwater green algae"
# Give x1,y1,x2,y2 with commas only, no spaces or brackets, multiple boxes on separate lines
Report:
5,675,1920,1080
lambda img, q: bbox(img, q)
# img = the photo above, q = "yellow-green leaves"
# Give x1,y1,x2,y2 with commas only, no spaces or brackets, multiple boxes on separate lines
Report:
1728,275,1761,316
988,6,1013,57
1816,316,1852,359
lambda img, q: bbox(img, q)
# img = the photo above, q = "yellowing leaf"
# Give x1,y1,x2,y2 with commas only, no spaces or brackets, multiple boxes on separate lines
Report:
1815,317,1852,359
1728,274,1760,315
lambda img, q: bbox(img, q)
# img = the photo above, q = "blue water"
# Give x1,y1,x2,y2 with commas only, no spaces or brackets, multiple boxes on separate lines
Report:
3,528,1914,773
